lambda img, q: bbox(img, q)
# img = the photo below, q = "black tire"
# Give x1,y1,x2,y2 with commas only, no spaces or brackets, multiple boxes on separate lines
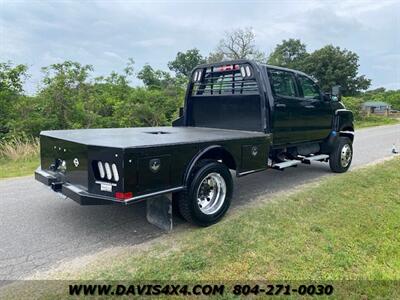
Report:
178,160,233,227
172,193,184,219
329,137,353,173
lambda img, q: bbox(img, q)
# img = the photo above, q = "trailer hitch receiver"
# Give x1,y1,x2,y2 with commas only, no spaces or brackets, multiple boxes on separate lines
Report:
51,182,63,191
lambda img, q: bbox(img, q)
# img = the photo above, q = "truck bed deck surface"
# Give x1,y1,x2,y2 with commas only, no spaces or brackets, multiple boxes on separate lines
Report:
41,127,267,148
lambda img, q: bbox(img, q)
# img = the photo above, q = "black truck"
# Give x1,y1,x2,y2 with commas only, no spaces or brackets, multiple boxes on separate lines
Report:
35,60,354,229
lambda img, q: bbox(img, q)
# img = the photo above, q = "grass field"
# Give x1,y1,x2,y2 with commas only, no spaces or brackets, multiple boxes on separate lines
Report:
1,158,399,298
355,115,399,128
0,156,39,179
0,137,39,179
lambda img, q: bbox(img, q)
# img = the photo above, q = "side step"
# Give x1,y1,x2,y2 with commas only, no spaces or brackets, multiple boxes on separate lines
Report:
271,154,330,170
301,154,329,164
272,160,301,170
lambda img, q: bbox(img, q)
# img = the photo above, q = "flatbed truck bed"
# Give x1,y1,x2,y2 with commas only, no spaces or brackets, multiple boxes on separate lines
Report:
40,126,268,148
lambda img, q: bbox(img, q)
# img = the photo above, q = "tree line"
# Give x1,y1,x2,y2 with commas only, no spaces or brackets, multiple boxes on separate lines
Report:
1,28,398,140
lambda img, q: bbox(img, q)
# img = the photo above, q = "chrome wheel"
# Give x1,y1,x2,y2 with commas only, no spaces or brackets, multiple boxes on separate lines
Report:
340,144,352,168
196,172,226,215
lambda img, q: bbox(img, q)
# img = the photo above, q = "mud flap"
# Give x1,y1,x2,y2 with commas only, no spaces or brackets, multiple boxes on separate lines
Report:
146,194,173,232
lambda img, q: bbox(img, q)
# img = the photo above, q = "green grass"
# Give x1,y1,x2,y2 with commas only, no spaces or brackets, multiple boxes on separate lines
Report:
0,156,39,179
76,159,400,282
0,137,39,179
355,115,399,128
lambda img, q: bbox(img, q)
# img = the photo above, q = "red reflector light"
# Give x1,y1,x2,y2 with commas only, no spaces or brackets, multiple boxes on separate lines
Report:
216,64,239,72
115,192,133,200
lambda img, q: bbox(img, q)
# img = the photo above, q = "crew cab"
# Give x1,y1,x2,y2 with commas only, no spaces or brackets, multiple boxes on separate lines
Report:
35,60,354,228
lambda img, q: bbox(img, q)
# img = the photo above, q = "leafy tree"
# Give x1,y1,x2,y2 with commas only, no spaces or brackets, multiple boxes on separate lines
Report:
208,27,267,63
114,87,183,127
0,62,28,138
89,59,135,128
359,89,400,110
343,90,400,120
6,59,185,137
365,87,386,94
268,41,370,96
383,90,400,110
137,64,175,89
303,45,371,96
38,61,93,129
0,62,28,92
206,52,225,64
7,94,56,137
168,49,206,77
267,39,309,70
342,96,363,119
9,61,93,137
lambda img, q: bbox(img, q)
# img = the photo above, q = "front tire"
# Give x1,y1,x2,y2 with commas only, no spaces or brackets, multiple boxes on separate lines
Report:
329,137,353,173
179,160,233,227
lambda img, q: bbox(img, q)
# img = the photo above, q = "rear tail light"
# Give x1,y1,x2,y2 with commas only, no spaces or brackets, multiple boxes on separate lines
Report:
240,66,246,77
104,162,112,180
245,65,252,77
95,160,119,182
240,64,252,78
97,161,105,179
216,64,239,72
111,163,119,182
115,192,133,200
193,70,202,82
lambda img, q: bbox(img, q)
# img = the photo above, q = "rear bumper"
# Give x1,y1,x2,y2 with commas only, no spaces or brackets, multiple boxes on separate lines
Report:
34,167,184,206
35,167,123,205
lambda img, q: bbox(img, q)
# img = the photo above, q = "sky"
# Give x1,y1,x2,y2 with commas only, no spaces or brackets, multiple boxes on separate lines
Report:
1,0,399,94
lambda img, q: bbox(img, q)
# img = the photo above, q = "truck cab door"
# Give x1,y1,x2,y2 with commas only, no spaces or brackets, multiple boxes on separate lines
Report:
268,69,303,145
296,74,332,141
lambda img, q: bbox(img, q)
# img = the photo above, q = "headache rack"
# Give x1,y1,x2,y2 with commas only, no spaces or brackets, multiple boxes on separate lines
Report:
191,64,259,96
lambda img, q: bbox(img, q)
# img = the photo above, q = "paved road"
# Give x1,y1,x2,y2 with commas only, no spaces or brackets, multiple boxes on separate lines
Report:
0,124,399,280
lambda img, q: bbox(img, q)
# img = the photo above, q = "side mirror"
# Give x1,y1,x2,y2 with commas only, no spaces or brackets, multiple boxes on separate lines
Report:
179,107,184,117
331,85,341,102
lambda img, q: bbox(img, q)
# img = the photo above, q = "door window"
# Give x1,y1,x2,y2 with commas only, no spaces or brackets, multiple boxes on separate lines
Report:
298,75,321,100
268,70,298,98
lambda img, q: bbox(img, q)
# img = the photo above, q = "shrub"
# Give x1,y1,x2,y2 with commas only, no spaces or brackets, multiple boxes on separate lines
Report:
0,137,39,161
342,96,363,120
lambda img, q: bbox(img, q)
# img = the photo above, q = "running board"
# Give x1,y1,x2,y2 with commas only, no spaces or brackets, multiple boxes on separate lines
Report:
271,154,330,170
272,160,301,170
301,154,329,164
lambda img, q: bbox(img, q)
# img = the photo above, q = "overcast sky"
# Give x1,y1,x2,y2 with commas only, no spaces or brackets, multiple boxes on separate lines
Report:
1,0,399,94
